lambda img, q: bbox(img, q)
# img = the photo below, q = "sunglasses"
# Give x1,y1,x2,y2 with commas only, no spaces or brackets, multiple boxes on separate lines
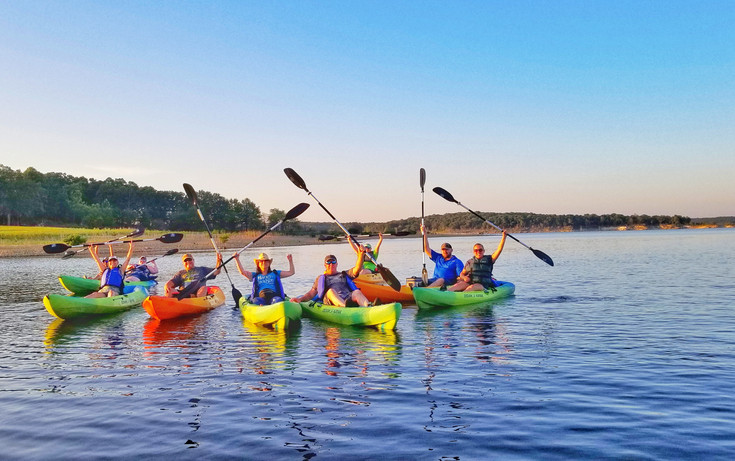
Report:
473,248,485,253
184,258,193,262
325,260,337,265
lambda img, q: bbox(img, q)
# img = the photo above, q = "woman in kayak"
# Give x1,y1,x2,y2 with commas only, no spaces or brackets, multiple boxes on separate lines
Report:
421,223,464,288
85,241,134,298
233,252,295,305
348,233,383,274
164,252,222,298
291,247,371,307
449,231,508,292
124,255,158,282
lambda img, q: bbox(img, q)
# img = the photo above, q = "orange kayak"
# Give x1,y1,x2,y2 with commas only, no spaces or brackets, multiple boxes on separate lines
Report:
353,274,415,304
142,286,226,320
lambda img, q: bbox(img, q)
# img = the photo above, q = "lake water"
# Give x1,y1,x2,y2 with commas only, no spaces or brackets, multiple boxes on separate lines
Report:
1,229,734,460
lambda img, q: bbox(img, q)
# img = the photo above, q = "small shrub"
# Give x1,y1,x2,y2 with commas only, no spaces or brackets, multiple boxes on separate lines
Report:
64,234,87,246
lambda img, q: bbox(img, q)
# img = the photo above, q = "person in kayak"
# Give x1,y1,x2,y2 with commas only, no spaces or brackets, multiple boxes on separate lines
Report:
449,232,508,292
348,233,383,274
164,252,222,298
124,255,158,282
421,223,464,288
233,252,295,305
291,247,371,307
85,241,135,298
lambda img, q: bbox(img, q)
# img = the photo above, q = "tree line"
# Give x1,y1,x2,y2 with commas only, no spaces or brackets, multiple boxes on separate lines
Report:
1,164,700,234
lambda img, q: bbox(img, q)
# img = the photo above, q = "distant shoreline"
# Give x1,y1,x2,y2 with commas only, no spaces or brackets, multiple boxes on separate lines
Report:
1,225,731,258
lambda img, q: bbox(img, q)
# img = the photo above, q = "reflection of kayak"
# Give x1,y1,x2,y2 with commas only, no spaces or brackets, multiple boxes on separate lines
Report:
59,275,156,296
353,274,415,304
238,298,302,331
142,286,226,320
299,301,401,331
43,286,148,319
413,281,515,309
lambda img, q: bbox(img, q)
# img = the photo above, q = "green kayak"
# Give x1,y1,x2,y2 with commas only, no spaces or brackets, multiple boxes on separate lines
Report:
43,286,149,319
299,301,401,331
59,275,157,296
412,281,515,309
239,298,302,331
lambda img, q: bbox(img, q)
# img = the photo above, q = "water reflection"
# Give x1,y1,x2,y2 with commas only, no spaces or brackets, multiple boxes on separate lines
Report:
319,326,400,380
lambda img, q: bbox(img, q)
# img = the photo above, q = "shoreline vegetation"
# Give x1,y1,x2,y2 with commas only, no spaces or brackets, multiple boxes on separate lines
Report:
1,222,732,258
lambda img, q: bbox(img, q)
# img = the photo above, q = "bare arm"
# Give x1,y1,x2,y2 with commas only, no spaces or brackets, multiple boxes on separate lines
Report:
491,231,507,262
280,254,295,278
373,233,384,254
90,245,105,272
420,224,432,257
233,254,254,281
121,241,134,272
348,246,366,278
291,286,317,303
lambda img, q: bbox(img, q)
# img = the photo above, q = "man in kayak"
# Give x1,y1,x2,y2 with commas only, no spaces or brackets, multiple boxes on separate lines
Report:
348,233,383,274
164,252,222,298
449,232,508,292
233,252,295,305
421,224,464,288
85,241,135,298
124,255,158,282
291,247,371,307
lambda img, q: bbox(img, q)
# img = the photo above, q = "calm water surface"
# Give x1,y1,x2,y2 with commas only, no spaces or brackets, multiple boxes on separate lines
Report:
1,229,734,460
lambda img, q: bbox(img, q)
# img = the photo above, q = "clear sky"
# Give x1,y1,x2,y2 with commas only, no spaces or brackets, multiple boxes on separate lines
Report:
2,1,733,221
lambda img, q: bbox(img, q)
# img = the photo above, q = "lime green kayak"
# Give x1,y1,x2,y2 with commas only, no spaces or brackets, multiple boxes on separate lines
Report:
59,275,156,296
43,286,149,319
413,281,515,309
299,301,401,331
239,298,302,331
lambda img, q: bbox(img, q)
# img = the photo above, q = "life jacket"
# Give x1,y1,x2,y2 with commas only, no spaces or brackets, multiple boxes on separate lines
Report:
468,255,495,286
362,250,378,271
252,270,285,298
315,271,357,301
100,268,124,290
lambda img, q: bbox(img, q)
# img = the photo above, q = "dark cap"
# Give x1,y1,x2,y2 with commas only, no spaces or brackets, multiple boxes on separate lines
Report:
324,254,337,264
440,243,452,250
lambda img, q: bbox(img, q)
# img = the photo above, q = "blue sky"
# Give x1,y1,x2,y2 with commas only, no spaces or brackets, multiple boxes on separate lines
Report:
2,1,733,221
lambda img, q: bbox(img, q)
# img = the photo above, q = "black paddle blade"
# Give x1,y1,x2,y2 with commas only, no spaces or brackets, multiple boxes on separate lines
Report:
420,168,426,189
43,243,70,254
232,287,242,305
159,233,184,244
128,228,146,238
285,202,310,220
394,231,411,236
376,265,402,292
183,183,198,206
532,248,554,266
164,248,179,256
433,187,457,203
62,250,77,259
284,168,308,191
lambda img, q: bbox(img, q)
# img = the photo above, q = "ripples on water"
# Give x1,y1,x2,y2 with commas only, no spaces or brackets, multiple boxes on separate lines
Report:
1,229,734,459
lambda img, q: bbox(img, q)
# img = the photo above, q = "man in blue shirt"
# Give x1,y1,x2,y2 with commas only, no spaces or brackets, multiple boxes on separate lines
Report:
421,224,464,288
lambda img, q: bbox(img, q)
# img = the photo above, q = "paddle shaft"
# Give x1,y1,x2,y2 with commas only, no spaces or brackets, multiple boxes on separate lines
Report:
420,168,427,281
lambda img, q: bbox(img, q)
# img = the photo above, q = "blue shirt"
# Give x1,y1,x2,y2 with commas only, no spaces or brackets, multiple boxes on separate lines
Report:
429,250,464,284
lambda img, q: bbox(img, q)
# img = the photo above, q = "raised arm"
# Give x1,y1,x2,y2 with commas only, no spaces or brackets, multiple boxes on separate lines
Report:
233,253,254,281
373,233,384,254
280,254,295,278
420,223,432,257
348,246,367,278
491,231,507,263
120,241,135,273
90,245,105,272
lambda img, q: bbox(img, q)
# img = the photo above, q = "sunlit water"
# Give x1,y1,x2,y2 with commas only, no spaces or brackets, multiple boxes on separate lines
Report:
1,229,734,459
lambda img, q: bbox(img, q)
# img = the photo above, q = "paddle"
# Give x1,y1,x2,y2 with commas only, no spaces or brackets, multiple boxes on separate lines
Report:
283,167,402,291
50,227,144,257
176,202,310,301
420,168,428,285
433,187,554,266
183,183,240,302
45,229,181,255
124,248,179,275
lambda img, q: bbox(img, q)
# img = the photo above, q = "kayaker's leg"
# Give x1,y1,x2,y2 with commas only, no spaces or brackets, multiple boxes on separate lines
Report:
427,277,445,288
271,296,284,304
251,297,265,305
463,283,485,292
351,290,370,307
324,289,347,307
448,281,469,292
196,286,208,297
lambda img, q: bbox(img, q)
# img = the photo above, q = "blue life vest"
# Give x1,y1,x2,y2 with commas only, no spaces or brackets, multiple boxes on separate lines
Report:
252,270,285,298
100,268,124,290
315,271,357,301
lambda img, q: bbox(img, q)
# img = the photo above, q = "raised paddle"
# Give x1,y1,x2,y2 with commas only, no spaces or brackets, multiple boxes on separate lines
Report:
433,187,554,266
283,167,402,292
183,183,240,302
124,248,178,275
52,227,145,257
45,229,181,255
420,168,428,285
176,202,310,301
